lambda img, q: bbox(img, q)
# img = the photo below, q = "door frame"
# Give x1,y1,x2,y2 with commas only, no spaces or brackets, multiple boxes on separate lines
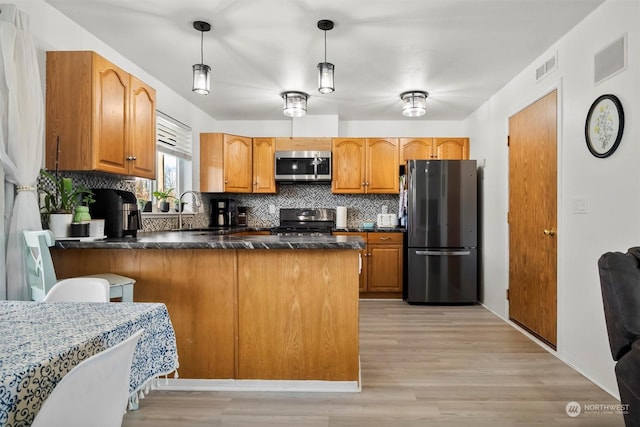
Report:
507,79,564,352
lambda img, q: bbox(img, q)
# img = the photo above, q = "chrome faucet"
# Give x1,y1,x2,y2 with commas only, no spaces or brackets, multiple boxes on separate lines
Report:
178,190,202,230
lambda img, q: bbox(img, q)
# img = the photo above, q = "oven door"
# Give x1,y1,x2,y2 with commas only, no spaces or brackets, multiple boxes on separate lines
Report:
275,151,331,182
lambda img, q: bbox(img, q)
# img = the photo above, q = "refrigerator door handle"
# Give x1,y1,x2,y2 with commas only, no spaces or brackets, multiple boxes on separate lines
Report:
415,250,471,256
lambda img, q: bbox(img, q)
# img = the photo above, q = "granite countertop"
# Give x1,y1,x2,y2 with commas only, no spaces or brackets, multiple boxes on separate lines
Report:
333,226,406,233
54,231,366,250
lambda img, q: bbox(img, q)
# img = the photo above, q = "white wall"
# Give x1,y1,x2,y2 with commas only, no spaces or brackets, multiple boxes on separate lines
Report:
216,118,465,137
465,0,640,396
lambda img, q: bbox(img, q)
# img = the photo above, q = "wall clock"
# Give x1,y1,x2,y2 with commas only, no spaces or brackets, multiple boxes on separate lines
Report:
585,94,624,158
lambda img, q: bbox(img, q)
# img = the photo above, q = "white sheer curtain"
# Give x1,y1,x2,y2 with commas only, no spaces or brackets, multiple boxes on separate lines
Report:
0,4,44,300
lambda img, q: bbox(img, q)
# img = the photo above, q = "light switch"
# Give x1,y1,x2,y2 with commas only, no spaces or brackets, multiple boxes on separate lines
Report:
572,198,587,214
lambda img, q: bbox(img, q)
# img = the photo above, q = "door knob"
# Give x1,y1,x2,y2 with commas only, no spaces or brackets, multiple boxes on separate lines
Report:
543,228,556,236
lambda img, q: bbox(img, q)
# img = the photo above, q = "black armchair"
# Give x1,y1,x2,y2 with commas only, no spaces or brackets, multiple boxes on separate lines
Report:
598,247,640,427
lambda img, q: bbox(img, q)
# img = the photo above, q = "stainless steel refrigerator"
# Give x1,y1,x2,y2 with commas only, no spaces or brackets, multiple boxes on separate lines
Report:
405,160,478,303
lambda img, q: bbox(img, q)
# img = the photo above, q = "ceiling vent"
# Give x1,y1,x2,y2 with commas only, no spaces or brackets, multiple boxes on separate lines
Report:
535,52,557,82
594,33,627,85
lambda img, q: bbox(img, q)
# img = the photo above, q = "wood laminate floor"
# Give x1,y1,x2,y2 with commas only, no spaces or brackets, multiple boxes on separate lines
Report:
123,300,624,427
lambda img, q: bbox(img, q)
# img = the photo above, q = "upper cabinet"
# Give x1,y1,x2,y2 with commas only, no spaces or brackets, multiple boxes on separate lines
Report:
252,138,276,193
331,138,366,193
400,137,469,164
46,51,156,179
200,133,253,193
332,138,399,194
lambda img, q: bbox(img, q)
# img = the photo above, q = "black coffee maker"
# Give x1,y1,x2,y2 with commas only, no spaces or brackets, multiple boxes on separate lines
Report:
210,198,235,227
90,189,141,238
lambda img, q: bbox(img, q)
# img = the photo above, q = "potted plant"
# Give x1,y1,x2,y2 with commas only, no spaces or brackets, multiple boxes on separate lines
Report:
152,188,175,212
40,169,94,238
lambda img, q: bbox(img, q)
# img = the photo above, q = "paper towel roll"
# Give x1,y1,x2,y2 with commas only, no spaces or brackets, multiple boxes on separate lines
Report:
336,206,347,228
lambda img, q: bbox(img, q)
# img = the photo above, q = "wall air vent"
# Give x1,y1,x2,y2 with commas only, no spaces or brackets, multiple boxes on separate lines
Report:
594,33,627,85
535,52,558,82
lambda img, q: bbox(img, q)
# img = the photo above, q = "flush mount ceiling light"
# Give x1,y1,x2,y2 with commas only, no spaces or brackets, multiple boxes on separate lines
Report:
192,20,211,95
281,91,309,117
400,91,429,117
317,19,335,94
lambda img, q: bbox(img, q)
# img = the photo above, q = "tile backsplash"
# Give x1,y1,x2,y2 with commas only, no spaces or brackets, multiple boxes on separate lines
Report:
38,173,400,231
203,183,401,228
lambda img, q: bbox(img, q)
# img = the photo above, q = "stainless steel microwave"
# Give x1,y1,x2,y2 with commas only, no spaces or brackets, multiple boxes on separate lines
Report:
275,150,331,182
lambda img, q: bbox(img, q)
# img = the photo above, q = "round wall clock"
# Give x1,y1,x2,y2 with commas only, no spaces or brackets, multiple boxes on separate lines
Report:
585,94,624,158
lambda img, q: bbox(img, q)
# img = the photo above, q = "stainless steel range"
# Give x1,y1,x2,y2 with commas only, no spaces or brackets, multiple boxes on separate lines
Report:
271,208,335,236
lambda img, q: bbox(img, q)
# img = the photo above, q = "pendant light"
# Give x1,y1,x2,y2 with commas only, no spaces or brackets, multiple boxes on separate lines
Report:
192,21,211,95
400,91,428,117
317,20,335,94
281,91,308,117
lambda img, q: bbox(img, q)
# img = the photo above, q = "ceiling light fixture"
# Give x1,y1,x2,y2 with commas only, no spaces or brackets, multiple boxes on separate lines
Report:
400,91,428,117
192,20,211,95
317,19,335,94
281,91,309,117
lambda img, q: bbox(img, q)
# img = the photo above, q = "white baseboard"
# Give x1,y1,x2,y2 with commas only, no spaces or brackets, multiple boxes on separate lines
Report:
155,378,361,393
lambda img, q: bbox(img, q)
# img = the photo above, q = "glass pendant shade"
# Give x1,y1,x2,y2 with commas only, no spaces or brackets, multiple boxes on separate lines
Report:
400,91,428,117
192,64,211,95
317,62,335,94
281,91,308,117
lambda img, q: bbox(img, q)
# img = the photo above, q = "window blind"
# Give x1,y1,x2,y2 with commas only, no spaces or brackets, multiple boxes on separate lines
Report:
156,111,192,160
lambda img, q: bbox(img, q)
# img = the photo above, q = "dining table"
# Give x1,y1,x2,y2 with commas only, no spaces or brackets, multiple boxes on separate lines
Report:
0,301,179,427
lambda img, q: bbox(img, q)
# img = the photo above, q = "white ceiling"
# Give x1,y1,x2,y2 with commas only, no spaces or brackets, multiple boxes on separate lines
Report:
44,0,603,121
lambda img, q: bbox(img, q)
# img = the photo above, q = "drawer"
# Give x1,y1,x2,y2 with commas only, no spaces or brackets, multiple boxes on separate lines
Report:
366,232,404,244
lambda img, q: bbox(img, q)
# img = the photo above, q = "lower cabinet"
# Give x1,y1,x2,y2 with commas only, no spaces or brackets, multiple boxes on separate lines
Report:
334,231,404,297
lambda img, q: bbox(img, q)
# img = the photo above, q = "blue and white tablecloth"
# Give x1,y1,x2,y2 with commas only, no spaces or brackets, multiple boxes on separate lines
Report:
0,301,179,427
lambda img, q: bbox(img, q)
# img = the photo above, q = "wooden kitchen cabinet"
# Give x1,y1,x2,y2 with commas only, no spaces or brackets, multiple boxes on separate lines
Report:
332,138,399,194
400,137,470,164
200,133,253,193
252,137,276,193
334,231,404,296
46,51,156,179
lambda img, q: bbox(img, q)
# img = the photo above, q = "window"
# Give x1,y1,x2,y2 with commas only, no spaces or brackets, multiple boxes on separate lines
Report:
136,111,192,212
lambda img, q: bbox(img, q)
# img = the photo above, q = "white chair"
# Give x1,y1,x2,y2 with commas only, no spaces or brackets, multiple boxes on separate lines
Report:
43,277,110,302
31,329,143,427
23,230,136,302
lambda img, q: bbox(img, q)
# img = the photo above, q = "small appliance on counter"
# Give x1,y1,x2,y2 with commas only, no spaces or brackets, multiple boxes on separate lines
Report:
237,207,248,227
209,198,236,227
376,213,398,228
90,189,141,238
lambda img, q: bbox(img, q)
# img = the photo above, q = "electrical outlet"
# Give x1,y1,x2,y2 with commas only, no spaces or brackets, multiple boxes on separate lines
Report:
269,204,276,214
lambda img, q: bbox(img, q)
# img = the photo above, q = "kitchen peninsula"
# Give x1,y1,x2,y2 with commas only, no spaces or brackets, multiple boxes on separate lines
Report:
50,232,364,390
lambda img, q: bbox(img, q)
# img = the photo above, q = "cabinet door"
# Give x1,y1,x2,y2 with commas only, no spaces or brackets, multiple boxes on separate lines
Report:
129,76,156,179
331,138,366,194
400,138,434,164
92,53,130,175
252,138,276,193
366,233,404,292
434,138,469,160
224,134,253,193
366,138,399,194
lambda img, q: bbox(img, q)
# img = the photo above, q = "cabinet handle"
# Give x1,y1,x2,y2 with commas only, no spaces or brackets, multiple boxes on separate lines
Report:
126,156,137,160
379,237,391,241
224,180,229,184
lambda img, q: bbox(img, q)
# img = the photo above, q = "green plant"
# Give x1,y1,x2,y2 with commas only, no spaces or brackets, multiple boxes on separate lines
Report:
153,188,176,202
40,169,94,214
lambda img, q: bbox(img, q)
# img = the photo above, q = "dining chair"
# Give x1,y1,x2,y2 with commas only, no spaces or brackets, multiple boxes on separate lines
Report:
43,277,110,302
31,329,143,427
23,230,136,302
